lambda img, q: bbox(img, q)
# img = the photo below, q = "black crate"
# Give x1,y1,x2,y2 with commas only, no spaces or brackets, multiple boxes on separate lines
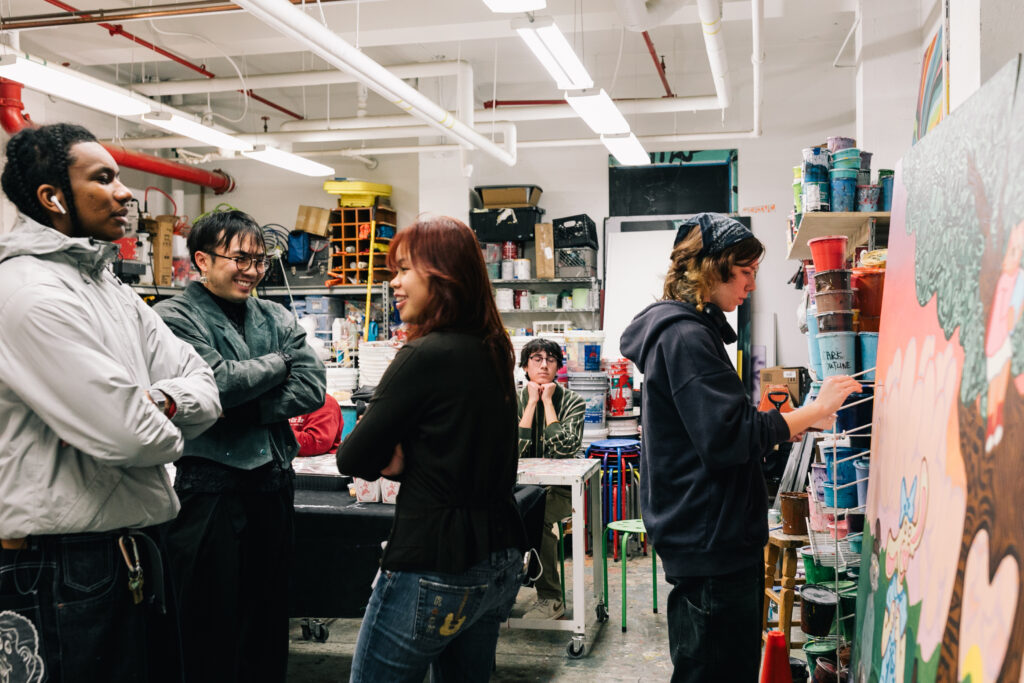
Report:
469,207,544,243
553,214,598,249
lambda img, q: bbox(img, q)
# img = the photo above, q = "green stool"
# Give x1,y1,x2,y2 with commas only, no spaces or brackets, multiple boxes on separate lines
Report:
602,518,657,632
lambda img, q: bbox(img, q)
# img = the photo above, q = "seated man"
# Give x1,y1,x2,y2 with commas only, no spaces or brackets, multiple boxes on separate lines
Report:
516,338,586,619
290,392,345,456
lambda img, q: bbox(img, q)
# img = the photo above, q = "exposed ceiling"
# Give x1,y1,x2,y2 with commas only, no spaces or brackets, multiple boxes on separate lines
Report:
0,0,858,163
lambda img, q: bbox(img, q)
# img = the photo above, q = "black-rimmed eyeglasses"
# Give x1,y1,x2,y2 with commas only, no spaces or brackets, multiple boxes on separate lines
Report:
528,354,558,365
206,252,271,272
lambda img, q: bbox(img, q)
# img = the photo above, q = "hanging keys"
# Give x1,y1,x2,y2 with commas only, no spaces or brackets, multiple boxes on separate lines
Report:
118,535,145,605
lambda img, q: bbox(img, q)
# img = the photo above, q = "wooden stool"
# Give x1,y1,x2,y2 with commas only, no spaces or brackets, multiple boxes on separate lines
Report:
762,528,809,650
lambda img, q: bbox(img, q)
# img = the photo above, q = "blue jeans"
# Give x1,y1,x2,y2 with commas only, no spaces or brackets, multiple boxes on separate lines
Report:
350,547,524,683
0,527,182,683
666,562,763,683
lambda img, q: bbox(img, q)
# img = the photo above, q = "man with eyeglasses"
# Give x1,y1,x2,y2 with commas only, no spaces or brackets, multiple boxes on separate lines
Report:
516,338,585,620
153,210,325,683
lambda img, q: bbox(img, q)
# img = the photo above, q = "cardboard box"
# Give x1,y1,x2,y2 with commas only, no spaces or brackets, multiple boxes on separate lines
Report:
295,205,333,238
149,216,175,287
535,222,555,279
759,366,810,406
475,185,542,208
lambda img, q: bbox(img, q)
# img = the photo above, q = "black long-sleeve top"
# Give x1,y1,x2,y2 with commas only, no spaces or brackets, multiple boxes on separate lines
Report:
337,330,528,573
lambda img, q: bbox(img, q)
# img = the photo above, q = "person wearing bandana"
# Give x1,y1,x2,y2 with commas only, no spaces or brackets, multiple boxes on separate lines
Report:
619,213,860,682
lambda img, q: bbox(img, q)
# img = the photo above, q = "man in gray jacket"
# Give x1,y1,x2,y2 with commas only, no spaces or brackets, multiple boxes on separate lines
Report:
0,124,221,682
155,209,325,683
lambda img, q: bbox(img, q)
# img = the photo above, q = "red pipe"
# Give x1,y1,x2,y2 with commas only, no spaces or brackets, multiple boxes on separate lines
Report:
641,31,674,98
0,78,234,194
42,0,302,119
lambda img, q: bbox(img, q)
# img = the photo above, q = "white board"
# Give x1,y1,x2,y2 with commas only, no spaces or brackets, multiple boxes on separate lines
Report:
603,230,737,383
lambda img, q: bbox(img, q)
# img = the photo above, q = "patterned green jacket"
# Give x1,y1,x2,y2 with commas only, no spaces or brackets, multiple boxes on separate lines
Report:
517,383,586,459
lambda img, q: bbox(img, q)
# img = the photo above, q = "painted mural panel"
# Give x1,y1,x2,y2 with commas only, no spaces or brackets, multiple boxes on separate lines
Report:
855,56,1024,683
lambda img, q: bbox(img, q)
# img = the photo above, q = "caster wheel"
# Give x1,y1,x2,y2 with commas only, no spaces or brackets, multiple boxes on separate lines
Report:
311,622,330,643
566,639,585,659
596,603,609,623
300,621,312,641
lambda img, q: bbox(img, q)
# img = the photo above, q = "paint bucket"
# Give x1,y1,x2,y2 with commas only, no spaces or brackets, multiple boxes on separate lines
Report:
858,332,878,380
826,136,856,153
812,657,847,683
802,146,831,181
816,311,854,333
803,641,838,674
810,462,828,502
486,262,500,280
859,150,873,171
780,491,809,535
821,445,858,482
501,259,515,280
807,307,824,379
565,330,604,372
832,157,861,170
513,289,531,310
803,181,831,212
817,331,856,377
502,240,520,260
859,315,881,332
814,289,854,313
605,359,634,416
513,258,532,280
829,171,857,212
856,184,880,212
853,458,870,507
814,269,852,293
340,405,357,440
836,390,873,447
800,546,835,583
807,235,848,271
495,288,514,310
879,174,894,211
571,288,590,310
835,580,858,638
799,584,838,637
791,657,811,683
827,518,849,539
831,147,860,162
567,371,609,428
794,177,804,214
807,485,831,532
857,170,870,186
851,267,885,317
805,264,818,304
849,535,863,555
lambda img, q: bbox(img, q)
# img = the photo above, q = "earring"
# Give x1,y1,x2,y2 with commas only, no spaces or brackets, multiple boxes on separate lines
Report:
199,273,208,283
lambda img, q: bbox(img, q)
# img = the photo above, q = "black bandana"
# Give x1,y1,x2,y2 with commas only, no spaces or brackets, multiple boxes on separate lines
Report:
673,212,754,257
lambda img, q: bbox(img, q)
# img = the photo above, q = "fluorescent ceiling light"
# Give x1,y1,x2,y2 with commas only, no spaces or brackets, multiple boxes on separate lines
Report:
0,54,151,117
601,133,651,166
242,145,335,177
142,112,253,152
565,89,629,135
513,16,593,90
483,0,545,11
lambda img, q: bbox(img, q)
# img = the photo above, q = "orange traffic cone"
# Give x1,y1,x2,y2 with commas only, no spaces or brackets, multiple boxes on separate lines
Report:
760,630,793,683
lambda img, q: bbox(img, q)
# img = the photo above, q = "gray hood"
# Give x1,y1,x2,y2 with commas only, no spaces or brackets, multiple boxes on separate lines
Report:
0,216,119,277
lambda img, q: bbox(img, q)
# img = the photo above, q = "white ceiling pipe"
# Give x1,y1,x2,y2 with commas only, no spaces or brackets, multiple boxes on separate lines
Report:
134,60,471,97
232,0,515,166
612,0,687,32
290,0,764,157
281,93,722,133
116,121,518,150
696,0,730,109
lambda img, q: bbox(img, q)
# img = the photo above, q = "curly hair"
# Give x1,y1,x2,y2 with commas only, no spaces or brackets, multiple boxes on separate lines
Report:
1,123,97,230
662,223,765,309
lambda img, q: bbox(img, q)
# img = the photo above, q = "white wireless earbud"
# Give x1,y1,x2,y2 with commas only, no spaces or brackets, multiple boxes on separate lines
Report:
51,196,67,215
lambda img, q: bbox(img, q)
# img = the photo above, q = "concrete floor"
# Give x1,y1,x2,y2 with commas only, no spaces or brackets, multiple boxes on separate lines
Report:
287,547,676,682
286,546,820,681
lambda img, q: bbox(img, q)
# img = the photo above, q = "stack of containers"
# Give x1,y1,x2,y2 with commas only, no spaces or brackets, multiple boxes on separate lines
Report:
801,146,831,212
828,137,859,212
808,235,856,379
798,137,889,215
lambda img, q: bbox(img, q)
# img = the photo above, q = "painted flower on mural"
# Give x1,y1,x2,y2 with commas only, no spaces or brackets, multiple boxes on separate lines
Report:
958,529,1020,683
872,333,966,659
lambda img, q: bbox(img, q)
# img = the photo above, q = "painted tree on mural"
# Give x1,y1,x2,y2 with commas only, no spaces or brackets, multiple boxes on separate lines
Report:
902,57,1024,682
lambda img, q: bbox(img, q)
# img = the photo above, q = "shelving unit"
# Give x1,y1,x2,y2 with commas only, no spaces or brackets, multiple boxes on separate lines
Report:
492,278,602,329
327,205,396,287
787,212,890,261
129,284,387,297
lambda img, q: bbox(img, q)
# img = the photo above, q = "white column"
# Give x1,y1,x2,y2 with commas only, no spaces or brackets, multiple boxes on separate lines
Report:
855,0,921,172
949,0,981,111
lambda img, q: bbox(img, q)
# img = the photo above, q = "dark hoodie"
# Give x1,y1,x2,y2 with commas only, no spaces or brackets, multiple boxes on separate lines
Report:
620,300,789,578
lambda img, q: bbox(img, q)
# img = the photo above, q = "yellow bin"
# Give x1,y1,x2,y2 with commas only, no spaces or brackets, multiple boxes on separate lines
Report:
323,180,393,207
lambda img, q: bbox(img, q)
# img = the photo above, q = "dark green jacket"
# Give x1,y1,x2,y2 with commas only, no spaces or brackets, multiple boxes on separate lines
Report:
155,282,326,470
